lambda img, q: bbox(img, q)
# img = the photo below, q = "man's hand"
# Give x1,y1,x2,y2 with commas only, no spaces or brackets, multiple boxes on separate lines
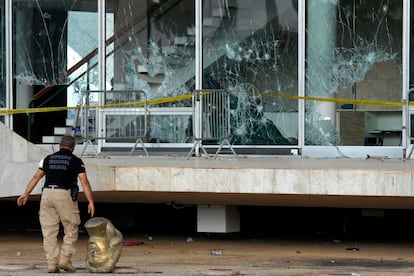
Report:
88,202,95,217
17,169,45,207
79,172,95,217
17,194,29,206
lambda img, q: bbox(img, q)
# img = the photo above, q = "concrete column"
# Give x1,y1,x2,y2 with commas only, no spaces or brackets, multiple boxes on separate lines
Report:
197,205,240,233
306,1,337,125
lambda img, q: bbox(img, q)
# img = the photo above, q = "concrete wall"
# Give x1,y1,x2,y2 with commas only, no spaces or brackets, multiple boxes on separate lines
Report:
2,122,414,210
0,122,48,197
0,122,114,198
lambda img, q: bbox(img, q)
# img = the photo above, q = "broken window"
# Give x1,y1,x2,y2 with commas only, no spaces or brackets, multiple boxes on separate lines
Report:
106,0,195,144
306,0,403,146
9,0,405,149
12,0,98,142
202,0,299,146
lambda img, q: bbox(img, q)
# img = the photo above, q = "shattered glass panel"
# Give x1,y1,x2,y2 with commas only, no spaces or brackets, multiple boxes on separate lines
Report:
12,0,98,142
149,114,192,143
13,1,98,87
202,0,298,145
306,0,403,146
106,0,195,143
107,0,195,102
67,9,99,117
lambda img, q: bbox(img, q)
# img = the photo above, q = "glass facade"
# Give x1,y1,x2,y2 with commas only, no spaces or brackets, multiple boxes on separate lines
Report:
1,0,411,156
103,0,194,145
12,0,98,142
306,1,403,147
202,0,298,146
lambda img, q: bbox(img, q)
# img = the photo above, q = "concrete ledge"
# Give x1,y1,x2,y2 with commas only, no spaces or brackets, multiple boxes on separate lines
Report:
2,122,414,209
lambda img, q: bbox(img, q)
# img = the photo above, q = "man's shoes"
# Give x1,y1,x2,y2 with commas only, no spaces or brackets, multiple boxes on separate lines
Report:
47,265,59,273
58,259,75,272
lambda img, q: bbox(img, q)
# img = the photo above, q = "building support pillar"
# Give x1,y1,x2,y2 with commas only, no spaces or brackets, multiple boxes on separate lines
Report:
197,205,240,233
306,1,337,127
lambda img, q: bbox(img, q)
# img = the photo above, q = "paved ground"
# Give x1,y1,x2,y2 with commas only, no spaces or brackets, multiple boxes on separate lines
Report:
1,231,414,275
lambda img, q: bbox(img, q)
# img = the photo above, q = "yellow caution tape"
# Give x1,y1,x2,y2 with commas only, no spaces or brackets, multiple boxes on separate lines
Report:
263,93,408,107
0,94,193,115
0,92,410,115
0,105,80,115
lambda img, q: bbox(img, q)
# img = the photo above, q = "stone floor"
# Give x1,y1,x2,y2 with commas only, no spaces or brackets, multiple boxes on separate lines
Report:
1,231,414,275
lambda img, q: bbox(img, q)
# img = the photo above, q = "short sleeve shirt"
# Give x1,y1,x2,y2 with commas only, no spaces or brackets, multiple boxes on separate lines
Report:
40,148,86,189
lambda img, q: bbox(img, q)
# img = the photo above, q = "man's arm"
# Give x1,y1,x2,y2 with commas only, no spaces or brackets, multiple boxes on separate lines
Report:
79,172,95,217
17,169,45,206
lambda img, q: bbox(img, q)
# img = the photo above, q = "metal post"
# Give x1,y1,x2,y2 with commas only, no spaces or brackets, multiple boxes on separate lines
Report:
96,0,106,154
5,0,12,128
402,0,410,158
297,0,305,154
195,0,203,156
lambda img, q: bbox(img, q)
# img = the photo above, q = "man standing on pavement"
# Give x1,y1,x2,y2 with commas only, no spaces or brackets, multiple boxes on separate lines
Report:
17,135,95,273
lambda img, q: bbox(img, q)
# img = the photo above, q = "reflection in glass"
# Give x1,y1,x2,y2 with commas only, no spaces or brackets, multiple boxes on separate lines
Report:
12,0,98,142
202,0,298,145
106,0,195,103
8,0,404,149
105,0,195,145
149,114,192,143
306,1,402,146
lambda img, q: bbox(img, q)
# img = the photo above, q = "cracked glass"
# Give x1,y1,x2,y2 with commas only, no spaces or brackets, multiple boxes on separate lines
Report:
9,0,404,149
12,0,98,142
105,0,195,144
306,0,403,147
202,0,299,146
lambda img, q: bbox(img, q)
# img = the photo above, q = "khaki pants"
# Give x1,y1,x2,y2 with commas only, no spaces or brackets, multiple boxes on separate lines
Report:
39,188,81,266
